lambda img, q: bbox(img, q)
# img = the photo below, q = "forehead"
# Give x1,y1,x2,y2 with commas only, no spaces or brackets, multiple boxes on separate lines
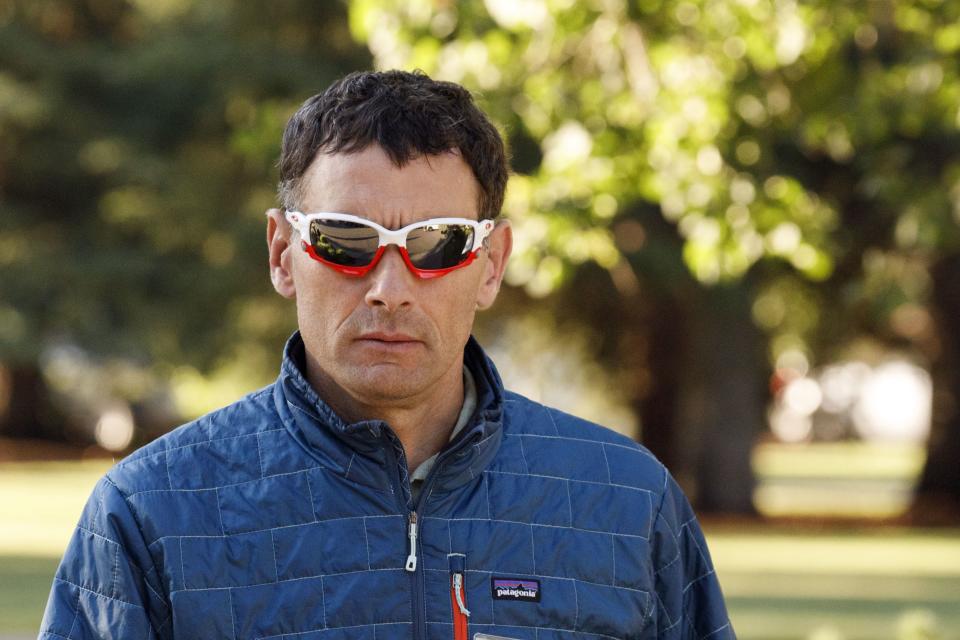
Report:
298,145,481,224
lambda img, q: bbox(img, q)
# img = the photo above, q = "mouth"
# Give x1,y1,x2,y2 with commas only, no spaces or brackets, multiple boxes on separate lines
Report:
357,332,420,343
355,332,424,351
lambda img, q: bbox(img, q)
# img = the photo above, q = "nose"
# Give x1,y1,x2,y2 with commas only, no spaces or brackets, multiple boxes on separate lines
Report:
364,246,417,311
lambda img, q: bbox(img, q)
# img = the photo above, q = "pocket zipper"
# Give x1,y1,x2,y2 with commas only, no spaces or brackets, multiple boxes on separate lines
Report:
448,553,470,640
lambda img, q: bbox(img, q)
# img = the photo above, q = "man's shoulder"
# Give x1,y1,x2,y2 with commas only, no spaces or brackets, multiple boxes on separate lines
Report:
501,389,654,454
105,384,280,496
499,390,667,494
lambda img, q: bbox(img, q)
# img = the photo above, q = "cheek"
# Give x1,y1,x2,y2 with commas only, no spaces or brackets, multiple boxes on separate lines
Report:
427,276,481,339
292,264,362,334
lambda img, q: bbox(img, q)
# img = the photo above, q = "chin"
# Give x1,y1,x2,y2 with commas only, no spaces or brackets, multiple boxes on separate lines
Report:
351,368,432,400
356,382,430,406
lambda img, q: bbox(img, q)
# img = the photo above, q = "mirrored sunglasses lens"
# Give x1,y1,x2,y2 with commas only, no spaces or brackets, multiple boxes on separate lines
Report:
309,219,380,267
406,224,475,270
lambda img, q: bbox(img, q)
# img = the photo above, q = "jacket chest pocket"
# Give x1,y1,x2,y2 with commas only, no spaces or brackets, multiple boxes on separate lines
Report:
424,557,652,639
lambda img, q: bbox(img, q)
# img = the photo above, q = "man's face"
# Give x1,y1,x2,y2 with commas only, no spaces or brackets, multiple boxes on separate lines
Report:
267,145,511,412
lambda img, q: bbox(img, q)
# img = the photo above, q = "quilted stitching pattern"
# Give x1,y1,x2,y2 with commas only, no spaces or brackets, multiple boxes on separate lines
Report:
39,336,733,640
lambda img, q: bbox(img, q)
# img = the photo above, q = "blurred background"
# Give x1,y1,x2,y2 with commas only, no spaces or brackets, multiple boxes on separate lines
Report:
1,0,960,638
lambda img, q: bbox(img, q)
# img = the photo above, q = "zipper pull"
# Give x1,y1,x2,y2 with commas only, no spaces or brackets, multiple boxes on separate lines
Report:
453,573,471,616
405,512,419,572
449,553,470,640
448,553,471,616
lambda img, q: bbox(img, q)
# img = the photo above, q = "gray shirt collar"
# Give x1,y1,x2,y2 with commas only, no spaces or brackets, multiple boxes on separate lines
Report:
410,365,477,490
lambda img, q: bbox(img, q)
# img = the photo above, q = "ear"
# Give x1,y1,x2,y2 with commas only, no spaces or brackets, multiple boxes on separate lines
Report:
476,219,513,310
266,208,297,299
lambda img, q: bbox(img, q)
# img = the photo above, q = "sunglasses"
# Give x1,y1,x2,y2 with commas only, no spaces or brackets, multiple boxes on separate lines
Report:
285,211,496,279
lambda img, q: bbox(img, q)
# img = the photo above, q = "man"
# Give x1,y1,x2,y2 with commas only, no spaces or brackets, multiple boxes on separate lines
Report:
40,70,733,639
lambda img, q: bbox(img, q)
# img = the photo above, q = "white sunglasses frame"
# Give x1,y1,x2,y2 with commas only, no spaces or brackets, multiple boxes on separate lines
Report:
285,210,496,279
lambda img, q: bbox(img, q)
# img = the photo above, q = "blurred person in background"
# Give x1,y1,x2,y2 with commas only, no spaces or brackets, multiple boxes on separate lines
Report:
39,70,732,639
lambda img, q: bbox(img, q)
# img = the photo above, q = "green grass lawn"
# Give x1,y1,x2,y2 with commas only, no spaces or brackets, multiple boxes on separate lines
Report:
0,554,61,633
707,527,960,639
3,455,959,639
0,459,113,557
0,460,112,634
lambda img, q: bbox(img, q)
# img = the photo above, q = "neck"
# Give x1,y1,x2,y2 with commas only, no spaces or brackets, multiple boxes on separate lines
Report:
305,357,466,473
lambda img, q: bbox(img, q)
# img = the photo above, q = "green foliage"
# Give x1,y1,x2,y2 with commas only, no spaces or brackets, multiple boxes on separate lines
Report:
351,0,960,362
4,0,960,413
0,0,369,371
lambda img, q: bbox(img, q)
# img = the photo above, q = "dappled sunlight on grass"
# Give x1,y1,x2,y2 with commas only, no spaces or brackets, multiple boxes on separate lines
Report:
706,525,960,639
752,442,926,519
0,460,111,556
707,527,960,576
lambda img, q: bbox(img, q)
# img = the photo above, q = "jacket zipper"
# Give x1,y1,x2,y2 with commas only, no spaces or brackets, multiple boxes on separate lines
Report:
405,512,419,571
383,430,430,640
449,553,470,640
408,509,427,640
385,428,480,640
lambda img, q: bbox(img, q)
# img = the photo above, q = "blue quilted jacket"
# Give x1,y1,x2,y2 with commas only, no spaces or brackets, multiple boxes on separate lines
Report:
40,333,733,640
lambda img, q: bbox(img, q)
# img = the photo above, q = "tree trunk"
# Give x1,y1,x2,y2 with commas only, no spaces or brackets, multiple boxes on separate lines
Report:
673,282,763,514
0,364,61,440
635,293,684,475
914,254,960,520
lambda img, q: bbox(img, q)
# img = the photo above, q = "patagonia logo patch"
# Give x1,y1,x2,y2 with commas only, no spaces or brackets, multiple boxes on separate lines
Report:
491,577,541,602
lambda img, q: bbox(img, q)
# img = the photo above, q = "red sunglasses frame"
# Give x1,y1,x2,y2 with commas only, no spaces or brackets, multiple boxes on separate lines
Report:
286,211,496,279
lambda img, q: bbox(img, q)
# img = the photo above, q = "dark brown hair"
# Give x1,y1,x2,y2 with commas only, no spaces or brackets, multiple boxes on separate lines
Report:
278,70,508,219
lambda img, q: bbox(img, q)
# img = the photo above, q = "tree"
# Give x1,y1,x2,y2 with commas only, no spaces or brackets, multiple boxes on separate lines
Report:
0,0,369,438
349,0,960,513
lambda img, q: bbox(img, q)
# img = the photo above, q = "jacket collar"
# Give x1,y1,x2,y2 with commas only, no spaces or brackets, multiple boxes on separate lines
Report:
273,331,504,498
